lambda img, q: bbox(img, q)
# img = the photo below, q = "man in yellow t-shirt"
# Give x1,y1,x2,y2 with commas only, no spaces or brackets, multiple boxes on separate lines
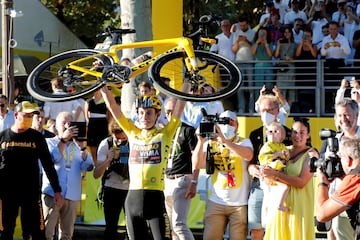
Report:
100,84,189,240
192,110,254,239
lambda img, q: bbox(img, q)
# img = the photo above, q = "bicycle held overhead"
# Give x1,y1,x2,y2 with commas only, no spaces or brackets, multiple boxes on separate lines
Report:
26,15,242,103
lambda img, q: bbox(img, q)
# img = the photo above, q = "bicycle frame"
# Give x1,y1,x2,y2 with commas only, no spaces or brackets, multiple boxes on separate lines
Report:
68,37,206,85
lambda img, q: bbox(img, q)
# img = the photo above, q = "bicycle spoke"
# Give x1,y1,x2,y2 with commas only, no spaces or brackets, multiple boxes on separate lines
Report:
27,50,113,102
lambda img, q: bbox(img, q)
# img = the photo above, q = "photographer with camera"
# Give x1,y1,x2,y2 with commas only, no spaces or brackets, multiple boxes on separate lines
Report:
319,97,359,239
255,85,290,126
42,111,94,240
192,110,253,239
316,136,360,240
335,78,360,126
93,120,129,240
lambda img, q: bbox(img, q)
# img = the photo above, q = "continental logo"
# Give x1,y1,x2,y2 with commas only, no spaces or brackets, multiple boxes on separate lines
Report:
1,141,36,149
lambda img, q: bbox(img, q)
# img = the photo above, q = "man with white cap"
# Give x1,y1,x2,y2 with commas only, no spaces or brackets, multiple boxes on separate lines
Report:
0,101,64,240
192,110,253,239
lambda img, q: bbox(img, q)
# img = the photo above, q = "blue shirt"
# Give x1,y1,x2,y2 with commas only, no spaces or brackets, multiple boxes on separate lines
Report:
42,137,93,201
0,109,14,132
181,102,209,128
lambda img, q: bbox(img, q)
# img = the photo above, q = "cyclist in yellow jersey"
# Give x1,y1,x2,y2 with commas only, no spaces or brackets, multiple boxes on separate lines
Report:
100,83,190,240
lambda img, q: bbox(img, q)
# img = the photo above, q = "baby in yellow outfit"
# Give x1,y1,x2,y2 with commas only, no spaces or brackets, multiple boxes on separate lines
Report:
258,122,290,227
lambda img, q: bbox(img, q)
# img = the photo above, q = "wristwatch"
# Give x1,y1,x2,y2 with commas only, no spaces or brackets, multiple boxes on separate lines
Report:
191,179,198,185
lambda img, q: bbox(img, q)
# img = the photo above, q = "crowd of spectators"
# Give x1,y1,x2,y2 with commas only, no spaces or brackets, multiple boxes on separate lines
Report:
1,2,360,239
211,0,360,114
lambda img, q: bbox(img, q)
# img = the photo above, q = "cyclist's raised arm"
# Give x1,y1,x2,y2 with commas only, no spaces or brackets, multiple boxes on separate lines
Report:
172,83,191,119
100,86,123,120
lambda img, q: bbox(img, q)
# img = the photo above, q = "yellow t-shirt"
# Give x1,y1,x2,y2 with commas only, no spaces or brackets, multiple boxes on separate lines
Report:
116,114,180,191
209,137,245,189
258,141,288,170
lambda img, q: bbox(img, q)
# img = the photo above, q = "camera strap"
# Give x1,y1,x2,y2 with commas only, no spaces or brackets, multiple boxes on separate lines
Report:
289,147,310,162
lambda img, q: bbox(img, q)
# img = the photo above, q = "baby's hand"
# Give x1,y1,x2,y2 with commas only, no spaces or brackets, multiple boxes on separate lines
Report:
272,152,282,159
282,150,290,160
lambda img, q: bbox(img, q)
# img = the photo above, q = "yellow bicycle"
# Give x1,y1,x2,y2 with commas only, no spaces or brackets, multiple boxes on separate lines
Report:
27,15,241,102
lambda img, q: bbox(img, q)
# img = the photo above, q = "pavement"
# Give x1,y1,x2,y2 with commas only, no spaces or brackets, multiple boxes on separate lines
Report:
11,224,326,240
72,224,204,240
71,224,326,240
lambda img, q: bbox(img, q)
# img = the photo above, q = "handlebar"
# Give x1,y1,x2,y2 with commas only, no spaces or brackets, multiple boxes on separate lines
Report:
96,28,136,38
199,15,213,24
187,15,222,39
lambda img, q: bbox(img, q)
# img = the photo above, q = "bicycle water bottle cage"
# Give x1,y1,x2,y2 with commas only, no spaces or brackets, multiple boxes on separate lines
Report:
101,64,131,84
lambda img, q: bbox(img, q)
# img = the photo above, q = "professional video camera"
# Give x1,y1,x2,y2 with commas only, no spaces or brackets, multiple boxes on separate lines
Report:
199,108,230,174
199,108,230,139
309,128,345,180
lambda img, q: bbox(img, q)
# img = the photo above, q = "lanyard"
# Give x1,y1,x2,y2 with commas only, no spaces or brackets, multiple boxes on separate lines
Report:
64,143,75,169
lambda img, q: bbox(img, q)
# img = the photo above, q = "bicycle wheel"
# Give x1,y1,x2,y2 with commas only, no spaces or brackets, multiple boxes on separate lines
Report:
149,50,241,102
27,49,113,102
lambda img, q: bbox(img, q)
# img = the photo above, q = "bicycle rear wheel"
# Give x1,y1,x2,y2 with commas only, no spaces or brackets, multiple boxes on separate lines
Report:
149,50,241,102
27,49,113,102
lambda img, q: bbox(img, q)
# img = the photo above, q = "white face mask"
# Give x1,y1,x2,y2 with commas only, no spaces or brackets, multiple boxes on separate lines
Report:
261,111,276,126
219,124,236,140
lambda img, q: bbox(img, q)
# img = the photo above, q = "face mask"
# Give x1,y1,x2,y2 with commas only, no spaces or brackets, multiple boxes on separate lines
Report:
261,111,276,126
219,124,236,140
19,117,33,130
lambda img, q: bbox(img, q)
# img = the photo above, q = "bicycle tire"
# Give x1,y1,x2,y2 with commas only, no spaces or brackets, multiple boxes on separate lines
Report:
27,49,113,102
149,50,241,102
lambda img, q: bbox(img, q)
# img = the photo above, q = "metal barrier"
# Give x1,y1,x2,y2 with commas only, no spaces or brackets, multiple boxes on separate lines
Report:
229,59,360,117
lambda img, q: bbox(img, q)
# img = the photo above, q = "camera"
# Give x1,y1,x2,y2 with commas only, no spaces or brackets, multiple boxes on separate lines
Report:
263,86,274,95
199,108,230,174
199,108,230,139
260,30,265,38
309,129,345,180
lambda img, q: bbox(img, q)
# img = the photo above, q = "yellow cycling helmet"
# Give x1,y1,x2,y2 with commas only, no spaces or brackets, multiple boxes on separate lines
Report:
136,94,162,111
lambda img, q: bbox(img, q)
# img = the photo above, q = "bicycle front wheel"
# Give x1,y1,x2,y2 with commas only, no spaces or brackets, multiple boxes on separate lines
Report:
149,50,241,102
27,49,113,102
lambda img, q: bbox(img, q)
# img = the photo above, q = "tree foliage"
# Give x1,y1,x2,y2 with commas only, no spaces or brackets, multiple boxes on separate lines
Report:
41,0,266,46
183,0,266,37
40,0,121,47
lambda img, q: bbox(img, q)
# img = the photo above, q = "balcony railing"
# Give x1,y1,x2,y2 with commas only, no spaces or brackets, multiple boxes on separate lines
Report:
227,58,360,117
